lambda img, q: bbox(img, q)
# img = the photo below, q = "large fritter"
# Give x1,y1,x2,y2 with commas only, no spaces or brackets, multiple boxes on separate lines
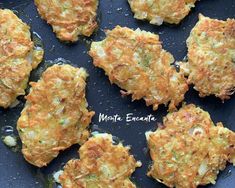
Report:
89,26,188,111
181,14,235,100
34,0,98,42
146,104,235,188
0,9,44,108
17,64,95,167
128,0,197,25
59,133,142,188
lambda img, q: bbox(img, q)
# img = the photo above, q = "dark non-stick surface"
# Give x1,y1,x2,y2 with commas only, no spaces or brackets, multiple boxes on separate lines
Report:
0,0,234,187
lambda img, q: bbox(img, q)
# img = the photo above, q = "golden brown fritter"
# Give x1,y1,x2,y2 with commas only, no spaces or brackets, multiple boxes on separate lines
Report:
59,133,142,188
89,26,188,111
146,104,235,188
128,0,197,25
34,0,98,42
0,9,44,108
181,14,235,100
17,64,95,167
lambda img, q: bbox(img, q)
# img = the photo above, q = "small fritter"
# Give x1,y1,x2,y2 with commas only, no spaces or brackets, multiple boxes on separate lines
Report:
89,26,188,111
0,9,44,108
146,104,235,188
17,64,95,167
128,0,197,25
181,14,235,100
34,0,98,42
59,133,142,188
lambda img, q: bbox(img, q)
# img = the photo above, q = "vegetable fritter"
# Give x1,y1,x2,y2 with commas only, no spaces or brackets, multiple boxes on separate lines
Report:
59,133,142,188
181,14,235,100
128,0,197,25
89,26,188,111
146,104,235,188
17,64,95,167
0,9,44,108
34,0,98,42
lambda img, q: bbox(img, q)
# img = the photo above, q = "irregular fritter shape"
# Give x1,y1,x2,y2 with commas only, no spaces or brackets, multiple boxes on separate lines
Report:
181,14,235,100
0,9,44,108
34,0,98,42
128,0,197,25
146,104,235,188
17,64,95,167
59,133,142,188
89,26,188,111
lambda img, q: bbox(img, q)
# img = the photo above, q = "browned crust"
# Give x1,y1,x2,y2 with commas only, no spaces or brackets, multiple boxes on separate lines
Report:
128,0,197,25
0,9,44,108
34,0,98,42
147,104,235,187
17,65,94,167
185,14,235,100
60,134,141,188
89,26,188,111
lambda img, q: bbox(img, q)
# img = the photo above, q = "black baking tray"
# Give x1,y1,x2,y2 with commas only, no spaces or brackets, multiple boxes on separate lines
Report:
0,0,234,187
